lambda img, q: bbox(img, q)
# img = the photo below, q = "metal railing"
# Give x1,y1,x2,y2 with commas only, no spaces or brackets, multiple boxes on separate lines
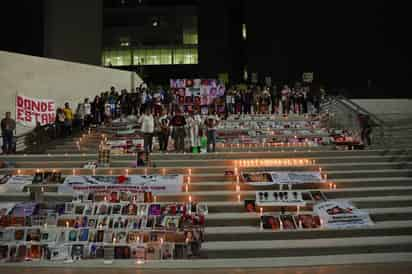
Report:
321,95,385,146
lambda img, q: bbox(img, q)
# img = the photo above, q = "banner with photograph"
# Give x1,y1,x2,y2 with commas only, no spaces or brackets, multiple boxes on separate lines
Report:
16,95,56,127
314,201,374,228
242,171,324,186
59,175,183,194
170,79,226,113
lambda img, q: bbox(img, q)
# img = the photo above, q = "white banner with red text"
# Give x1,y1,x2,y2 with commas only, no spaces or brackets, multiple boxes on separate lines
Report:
16,94,56,127
59,175,183,194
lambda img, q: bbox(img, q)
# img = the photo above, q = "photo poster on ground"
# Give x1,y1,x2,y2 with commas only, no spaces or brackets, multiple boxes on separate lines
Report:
170,79,226,113
314,201,374,228
242,171,324,186
15,94,56,127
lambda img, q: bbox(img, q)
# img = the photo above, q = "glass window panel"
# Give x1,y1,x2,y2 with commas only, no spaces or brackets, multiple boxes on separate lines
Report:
183,31,198,45
160,48,172,65
133,49,146,65
173,48,185,65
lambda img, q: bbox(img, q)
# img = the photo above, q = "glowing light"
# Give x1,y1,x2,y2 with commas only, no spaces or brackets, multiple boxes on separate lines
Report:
72,168,76,175
260,207,263,217
125,169,129,176
188,168,192,176
189,195,192,203
162,168,166,176
17,169,21,175
236,184,240,192
66,221,69,228
187,176,191,185
237,194,241,202
185,184,189,193
109,170,113,175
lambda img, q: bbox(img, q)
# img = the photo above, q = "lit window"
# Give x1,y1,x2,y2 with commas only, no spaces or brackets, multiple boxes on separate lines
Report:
183,31,198,45
242,24,247,40
103,46,197,66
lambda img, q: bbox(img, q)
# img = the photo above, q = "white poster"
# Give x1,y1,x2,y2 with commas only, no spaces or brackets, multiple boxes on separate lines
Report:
59,175,183,194
242,172,324,186
0,175,33,193
255,191,306,207
314,201,374,228
16,95,56,127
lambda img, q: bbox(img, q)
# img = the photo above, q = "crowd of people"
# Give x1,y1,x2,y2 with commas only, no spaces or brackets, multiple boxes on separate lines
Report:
66,83,323,154
0,81,337,155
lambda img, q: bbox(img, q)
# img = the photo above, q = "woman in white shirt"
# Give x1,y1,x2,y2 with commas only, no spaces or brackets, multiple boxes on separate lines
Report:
138,107,154,153
187,112,202,153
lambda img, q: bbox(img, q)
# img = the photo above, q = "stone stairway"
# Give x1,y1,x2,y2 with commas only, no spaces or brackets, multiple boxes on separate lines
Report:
1,111,412,268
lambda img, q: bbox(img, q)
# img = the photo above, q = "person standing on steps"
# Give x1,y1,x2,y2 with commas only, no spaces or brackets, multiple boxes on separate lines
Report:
170,109,186,153
63,102,73,136
205,110,220,153
138,107,155,153
1,112,16,154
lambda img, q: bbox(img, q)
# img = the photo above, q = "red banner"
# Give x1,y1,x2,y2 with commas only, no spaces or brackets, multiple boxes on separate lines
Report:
16,95,56,126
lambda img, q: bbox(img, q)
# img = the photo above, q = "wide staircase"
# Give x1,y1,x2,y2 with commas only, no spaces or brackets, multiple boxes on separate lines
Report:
1,106,412,268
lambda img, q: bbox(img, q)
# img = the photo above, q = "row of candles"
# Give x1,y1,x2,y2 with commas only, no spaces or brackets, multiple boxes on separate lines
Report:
218,140,316,148
234,158,315,167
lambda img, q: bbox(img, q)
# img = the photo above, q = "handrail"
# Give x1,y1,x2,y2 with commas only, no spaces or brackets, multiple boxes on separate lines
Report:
335,95,385,127
322,95,385,146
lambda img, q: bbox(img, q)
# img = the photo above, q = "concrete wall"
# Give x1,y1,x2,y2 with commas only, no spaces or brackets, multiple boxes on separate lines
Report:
44,0,102,66
0,50,141,135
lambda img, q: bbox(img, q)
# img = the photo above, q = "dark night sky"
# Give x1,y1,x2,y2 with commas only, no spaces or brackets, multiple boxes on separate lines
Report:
0,0,409,94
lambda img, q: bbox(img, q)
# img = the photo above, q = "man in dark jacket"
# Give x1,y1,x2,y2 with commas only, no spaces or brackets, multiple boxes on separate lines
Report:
1,112,16,154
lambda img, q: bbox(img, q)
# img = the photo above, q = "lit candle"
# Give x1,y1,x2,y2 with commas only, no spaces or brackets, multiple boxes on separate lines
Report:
41,187,44,193
162,168,166,176
144,168,148,176
153,196,157,203
66,221,69,228
329,183,333,189
104,196,107,202
234,167,238,176
17,169,21,175
113,237,116,245
299,219,302,229
72,168,76,175
187,176,191,185
320,218,324,227
92,168,96,176
189,195,192,203
319,167,322,173
297,205,300,215
236,175,240,184
236,184,240,192
237,194,241,203
188,168,192,176
324,174,328,180
36,168,40,173
333,183,337,190
185,184,189,193
125,169,129,176
160,237,164,245
260,207,263,217
280,220,283,231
